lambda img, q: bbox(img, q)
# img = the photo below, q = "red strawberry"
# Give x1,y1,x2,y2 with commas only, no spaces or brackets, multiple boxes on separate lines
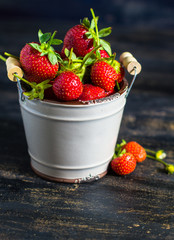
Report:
61,9,112,58
61,24,93,57
61,25,110,58
78,84,105,101
122,141,146,163
91,60,117,91
111,153,136,175
20,30,62,83
52,71,83,101
20,44,59,83
113,60,125,83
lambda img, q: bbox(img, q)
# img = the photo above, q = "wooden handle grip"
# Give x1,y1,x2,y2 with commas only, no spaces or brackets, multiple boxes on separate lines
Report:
6,57,24,81
119,52,142,75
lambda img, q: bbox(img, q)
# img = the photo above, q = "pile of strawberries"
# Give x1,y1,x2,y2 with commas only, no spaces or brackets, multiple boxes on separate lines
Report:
111,140,147,175
111,140,174,176
18,9,125,102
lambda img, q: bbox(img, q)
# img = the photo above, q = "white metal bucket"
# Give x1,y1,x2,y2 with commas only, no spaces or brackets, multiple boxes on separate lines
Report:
19,79,128,183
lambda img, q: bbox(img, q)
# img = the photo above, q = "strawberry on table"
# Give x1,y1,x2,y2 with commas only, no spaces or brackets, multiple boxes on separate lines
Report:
122,141,147,163
111,153,136,175
20,29,63,83
52,71,83,101
78,84,105,101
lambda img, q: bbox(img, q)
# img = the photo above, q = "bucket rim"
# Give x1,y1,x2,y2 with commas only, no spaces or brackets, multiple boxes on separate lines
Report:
20,78,128,108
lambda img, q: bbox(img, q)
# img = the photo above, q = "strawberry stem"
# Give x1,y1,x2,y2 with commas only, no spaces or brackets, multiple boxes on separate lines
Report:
69,48,74,66
146,154,174,174
80,44,101,69
48,30,57,47
4,52,19,60
145,149,167,160
116,81,120,91
13,73,35,88
14,74,52,100
146,154,167,165
145,148,174,174
90,8,99,46
145,149,156,154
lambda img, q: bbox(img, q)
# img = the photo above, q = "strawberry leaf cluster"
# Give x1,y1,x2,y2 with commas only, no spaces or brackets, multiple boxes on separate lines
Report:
82,8,112,57
28,30,62,65
6,9,125,102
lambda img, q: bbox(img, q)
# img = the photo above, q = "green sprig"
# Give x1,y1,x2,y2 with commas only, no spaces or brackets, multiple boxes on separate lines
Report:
28,29,63,65
13,74,52,100
146,149,174,174
82,8,112,58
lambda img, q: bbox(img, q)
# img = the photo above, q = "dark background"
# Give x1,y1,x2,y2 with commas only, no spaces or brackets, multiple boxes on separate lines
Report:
0,0,174,28
0,0,174,92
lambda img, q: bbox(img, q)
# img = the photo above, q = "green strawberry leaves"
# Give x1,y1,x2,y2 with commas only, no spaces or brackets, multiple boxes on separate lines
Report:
13,74,52,100
62,47,97,68
48,52,58,66
39,31,51,44
24,79,52,100
82,8,112,57
29,43,42,52
98,27,112,38
28,29,63,65
59,46,101,82
82,18,91,28
51,39,63,45
99,39,112,56
64,48,77,60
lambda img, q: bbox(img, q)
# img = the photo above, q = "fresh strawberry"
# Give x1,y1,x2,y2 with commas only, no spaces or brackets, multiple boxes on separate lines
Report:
111,153,136,175
20,44,59,83
122,141,147,163
91,60,117,91
20,30,63,83
78,84,105,101
52,71,83,101
61,9,112,58
61,24,93,57
113,60,125,83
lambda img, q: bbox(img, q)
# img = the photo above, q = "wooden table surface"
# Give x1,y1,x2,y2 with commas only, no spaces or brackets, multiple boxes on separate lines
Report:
0,17,174,240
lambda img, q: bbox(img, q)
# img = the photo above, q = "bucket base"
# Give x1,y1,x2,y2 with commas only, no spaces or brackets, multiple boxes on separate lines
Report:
31,164,108,183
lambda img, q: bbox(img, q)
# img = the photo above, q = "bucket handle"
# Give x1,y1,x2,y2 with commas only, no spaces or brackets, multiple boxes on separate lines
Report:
5,57,25,101
119,52,142,98
6,52,141,101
